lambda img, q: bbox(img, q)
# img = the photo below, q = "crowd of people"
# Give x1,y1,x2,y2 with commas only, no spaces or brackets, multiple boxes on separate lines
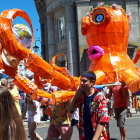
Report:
0,71,138,140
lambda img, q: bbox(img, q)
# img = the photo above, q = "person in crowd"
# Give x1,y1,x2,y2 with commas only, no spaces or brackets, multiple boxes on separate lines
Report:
127,92,132,117
133,96,137,113
1,78,8,87
104,87,114,120
0,86,26,140
69,71,110,140
41,83,51,121
109,96,114,119
109,82,129,140
71,108,79,129
45,83,51,92
46,101,73,140
136,98,140,114
19,89,26,115
8,81,22,115
22,95,43,140
51,85,58,92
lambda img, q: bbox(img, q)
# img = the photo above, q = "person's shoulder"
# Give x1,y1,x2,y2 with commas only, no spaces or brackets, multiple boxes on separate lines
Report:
96,89,104,95
94,90,106,102
33,100,40,105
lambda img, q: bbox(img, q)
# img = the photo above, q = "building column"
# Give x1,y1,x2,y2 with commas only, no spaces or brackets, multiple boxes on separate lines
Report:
40,16,48,61
65,4,79,76
47,14,56,61
138,0,140,43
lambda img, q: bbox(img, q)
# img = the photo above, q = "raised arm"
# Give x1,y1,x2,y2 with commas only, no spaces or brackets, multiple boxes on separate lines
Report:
69,87,83,112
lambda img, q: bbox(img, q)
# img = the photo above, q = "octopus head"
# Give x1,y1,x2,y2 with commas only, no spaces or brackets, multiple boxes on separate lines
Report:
81,3,130,52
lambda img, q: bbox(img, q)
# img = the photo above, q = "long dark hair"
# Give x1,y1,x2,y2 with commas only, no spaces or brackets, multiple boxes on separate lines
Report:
0,86,26,140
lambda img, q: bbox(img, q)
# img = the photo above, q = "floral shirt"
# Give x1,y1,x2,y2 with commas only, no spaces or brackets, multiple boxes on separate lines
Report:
50,101,71,125
76,90,110,140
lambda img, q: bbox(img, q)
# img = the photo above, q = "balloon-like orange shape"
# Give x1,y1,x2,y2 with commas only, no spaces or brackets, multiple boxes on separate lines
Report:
81,5,140,93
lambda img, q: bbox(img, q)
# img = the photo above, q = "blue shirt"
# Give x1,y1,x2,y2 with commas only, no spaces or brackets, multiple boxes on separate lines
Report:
83,94,95,140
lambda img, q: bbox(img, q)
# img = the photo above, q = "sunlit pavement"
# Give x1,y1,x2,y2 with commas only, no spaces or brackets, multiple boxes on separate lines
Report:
24,108,140,140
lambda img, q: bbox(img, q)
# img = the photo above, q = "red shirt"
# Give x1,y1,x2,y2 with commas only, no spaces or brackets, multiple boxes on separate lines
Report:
76,90,110,140
111,85,128,108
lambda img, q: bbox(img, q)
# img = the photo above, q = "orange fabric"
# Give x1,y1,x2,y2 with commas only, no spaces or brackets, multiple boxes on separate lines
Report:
51,90,75,105
14,75,52,100
25,53,80,90
2,61,17,77
0,9,79,106
0,9,33,60
50,53,68,76
1,6,140,107
14,74,75,105
34,74,44,89
0,9,80,105
81,5,140,93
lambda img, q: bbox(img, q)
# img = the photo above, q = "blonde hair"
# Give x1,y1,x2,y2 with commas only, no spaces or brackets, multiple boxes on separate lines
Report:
0,86,26,140
1,78,8,86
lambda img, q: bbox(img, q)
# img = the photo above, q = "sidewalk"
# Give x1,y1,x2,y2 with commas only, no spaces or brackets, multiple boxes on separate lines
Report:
129,108,140,118
23,119,50,128
23,108,140,127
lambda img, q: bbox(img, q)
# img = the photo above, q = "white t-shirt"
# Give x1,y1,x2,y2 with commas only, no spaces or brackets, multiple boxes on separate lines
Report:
27,100,41,123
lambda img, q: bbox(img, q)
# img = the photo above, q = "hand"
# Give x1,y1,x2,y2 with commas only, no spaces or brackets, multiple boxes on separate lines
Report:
75,86,84,99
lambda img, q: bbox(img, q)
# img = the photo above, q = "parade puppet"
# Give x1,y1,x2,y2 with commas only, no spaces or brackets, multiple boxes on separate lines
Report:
0,4,140,108
81,3,140,93
0,9,78,106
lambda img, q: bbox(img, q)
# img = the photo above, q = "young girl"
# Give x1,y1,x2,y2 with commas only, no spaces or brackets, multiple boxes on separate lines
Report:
0,86,26,140
23,95,43,140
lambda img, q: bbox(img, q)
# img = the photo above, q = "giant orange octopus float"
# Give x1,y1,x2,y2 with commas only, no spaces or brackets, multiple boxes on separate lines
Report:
81,3,140,93
0,3,140,108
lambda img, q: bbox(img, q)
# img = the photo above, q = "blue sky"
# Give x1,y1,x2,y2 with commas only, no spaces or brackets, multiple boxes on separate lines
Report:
0,0,41,55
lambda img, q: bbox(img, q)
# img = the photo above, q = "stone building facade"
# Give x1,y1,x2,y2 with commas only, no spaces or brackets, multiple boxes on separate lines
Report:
34,0,140,76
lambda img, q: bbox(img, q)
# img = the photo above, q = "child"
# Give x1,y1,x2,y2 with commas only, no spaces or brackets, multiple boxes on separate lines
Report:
22,95,43,140
0,86,26,140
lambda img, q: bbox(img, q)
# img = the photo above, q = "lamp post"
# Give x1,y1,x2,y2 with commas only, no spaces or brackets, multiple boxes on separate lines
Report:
33,39,41,53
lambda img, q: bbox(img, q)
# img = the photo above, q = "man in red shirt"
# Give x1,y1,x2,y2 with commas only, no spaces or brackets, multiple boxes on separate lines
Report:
110,83,129,140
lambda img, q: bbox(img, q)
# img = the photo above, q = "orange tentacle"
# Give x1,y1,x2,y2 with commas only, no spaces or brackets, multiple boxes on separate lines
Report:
51,90,75,105
13,75,75,106
0,9,34,60
25,53,80,90
2,61,17,77
50,53,68,76
0,50,18,77
94,70,106,85
0,9,34,45
14,75,52,100
0,20,30,59
34,74,44,89
3,49,20,67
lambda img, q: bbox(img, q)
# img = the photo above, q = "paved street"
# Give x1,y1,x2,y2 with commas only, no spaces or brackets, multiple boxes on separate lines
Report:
110,117,140,140
25,116,140,140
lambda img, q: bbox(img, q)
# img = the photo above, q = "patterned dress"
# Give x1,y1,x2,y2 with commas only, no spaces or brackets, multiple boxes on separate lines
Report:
76,90,110,140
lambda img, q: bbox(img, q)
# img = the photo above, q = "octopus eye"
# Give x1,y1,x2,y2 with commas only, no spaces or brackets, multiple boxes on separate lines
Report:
95,14,104,23
91,9,109,24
